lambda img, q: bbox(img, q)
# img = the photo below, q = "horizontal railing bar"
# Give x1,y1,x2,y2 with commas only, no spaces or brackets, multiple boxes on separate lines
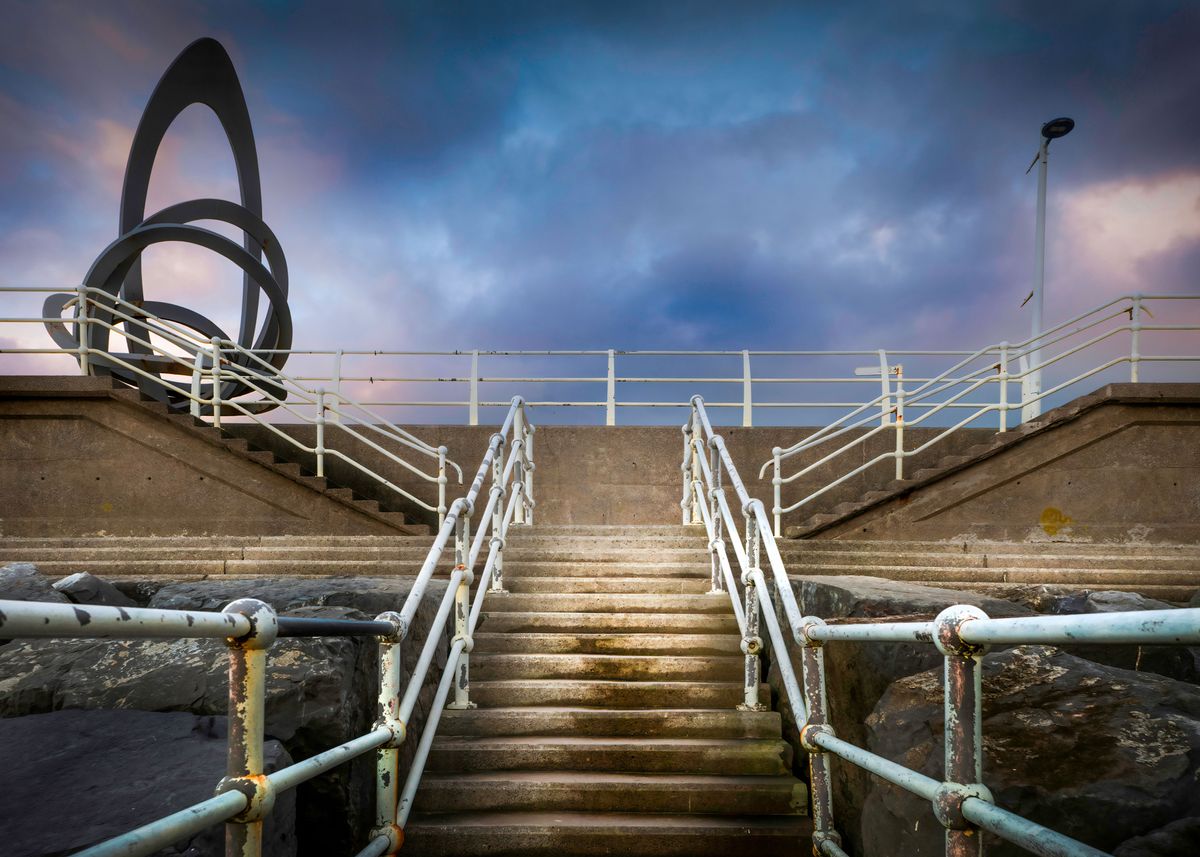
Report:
72,790,247,857
806,620,937,644
961,608,1200,646
962,797,1109,857
812,732,940,802
0,599,250,639
276,616,398,638
267,726,391,793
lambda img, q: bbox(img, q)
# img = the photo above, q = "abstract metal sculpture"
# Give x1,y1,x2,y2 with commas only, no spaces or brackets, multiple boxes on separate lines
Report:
44,38,292,411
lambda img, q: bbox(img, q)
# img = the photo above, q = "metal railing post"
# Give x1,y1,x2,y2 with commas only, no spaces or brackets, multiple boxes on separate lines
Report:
219,599,279,857
330,349,343,424
742,349,752,427
680,421,694,525
606,349,616,426
76,285,91,375
522,422,535,525
739,511,767,711
512,406,527,525
878,349,892,427
437,447,448,529
894,369,905,481
372,612,405,856
934,606,992,857
689,411,703,524
210,337,223,429
191,349,205,419
771,447,783,537
447,511,476,710
469,350,479,426
1130,294,1142,382
798,616,844,857
998,342,1009,433
315,389,326,478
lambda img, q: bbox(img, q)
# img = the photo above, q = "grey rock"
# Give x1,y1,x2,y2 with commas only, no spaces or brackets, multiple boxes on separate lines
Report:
768,575,1033,855
1053,589,1177,614
0,562,68,603
1114,817,1200,856
0,576,449,855
1190,590,1200,609
1048,590,1197,684
0,708,295,857
52,571,137,607
862,645,1200,856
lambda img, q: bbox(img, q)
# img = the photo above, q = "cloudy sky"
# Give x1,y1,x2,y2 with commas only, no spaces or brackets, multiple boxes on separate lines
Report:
0,1,1197,420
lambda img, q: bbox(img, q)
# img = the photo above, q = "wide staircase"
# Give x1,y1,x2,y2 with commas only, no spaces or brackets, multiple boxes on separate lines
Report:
405,524,813,856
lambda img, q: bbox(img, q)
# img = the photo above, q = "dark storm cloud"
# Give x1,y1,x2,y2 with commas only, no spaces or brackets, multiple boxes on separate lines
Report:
0,0,1197,367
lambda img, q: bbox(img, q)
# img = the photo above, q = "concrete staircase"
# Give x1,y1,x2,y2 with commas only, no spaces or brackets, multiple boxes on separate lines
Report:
405,524,813,856
3,532,1197,602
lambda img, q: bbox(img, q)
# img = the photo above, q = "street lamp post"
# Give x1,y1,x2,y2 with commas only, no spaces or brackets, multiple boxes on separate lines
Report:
1021,117,1074,423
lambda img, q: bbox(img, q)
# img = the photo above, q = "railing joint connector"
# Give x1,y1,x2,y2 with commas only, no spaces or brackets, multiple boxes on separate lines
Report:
456,564,475,587
222,597,279,650
933,782,994,831
215,773,275,823
812,830,845,855
933,605,991,657
799,722,836,753
797,614,826,648
452,632,475,654
740,634,763,656
369,822,405,854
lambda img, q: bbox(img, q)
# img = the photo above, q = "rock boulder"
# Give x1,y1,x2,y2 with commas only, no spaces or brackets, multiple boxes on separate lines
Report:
52,571,137,608
862,645,1200,855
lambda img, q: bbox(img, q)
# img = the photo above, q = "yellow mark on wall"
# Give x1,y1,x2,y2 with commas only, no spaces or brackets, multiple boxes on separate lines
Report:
100,501,113,513
1040,507,1072,536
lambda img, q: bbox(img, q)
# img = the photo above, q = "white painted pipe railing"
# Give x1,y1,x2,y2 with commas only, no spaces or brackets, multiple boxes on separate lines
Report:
2,286,463,524
758,293,1199,535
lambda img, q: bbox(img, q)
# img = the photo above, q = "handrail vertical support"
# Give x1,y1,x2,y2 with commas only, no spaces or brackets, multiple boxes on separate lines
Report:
1130,294,1142,382
437,447,448,529
771,447,782,538
219,599,279,857
523,422,535,525
210,337,223,430
372,612,405,856
742,349,752,427
878,349,892,427
935,606,990,856
191,348,205,419
448,513,476,710
315,389,326,478
998,343,1009,433
798,617,844,856
330,349,343,424
76,285,91,376
606,349,616,426
894,368,905,481
680,421,694,525
469,350,480,426
738,515,768,711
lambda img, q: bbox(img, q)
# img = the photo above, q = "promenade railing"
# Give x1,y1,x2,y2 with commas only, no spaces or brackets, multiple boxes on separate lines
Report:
1,285,463,524
759,293,1200,535
0,396,535,857
684,394,1200,857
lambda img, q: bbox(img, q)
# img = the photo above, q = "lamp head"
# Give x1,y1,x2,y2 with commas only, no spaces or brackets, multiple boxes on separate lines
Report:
1041,117,1075,140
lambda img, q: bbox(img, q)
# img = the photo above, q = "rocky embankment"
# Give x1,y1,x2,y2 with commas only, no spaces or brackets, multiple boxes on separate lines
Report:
0,564,450,857
770,576,1200,856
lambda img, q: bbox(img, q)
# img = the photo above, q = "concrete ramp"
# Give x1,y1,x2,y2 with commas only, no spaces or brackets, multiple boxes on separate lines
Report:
0,377,426,537
788,383,1200,544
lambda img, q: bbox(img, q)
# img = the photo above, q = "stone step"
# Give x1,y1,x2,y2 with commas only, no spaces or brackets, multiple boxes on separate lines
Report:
428,736,792,776
507,534,709,550
466,680,766,709
778,538,1200,557
501,562,707,579
469,654,744,682
413,771,808,816
438,708,781,739
784,552,1198,571
471,633,741,656
515,525,697,537
476,612,740,635
403,810,813,857
505,548,710,564
504,577,712,595
790,566,1200,585
483,593,732,615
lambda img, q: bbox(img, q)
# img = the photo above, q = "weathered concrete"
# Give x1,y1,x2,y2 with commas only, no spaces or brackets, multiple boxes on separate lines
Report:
230,422,992,527
802,384,1200,543
0,376,420,536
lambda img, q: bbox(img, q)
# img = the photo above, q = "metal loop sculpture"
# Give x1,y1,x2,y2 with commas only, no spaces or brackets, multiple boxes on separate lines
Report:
44,38,292,412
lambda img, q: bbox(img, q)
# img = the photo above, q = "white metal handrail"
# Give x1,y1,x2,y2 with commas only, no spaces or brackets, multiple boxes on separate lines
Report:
683,394,1200,857
4,285,464,523
759,293,1200,535
0,397,533,857
13,286,1192,428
